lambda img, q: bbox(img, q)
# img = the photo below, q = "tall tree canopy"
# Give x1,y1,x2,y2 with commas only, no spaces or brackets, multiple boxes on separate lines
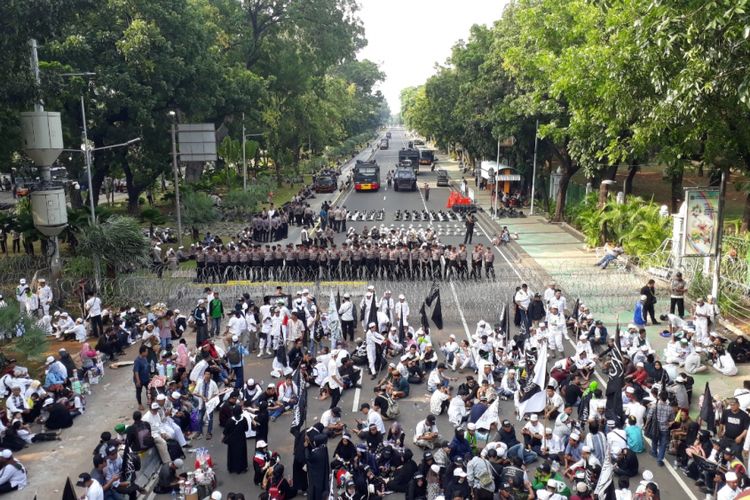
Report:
1,0,387,212
401,0,750,225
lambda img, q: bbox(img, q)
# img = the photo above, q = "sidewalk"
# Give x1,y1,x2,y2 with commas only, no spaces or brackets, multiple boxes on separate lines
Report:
439,155,746,407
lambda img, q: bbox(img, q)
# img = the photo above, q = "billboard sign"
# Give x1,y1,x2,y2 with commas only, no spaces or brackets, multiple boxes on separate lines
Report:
683,188,720,257
177,123,217,162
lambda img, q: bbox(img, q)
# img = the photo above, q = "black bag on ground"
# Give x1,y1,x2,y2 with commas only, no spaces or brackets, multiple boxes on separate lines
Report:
166,438,184,460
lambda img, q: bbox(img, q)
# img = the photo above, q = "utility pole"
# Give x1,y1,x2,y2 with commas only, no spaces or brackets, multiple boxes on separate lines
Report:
712,169,727,299
169,112,183,246
494,137,500,217
80,95,101,290
530,119,539,215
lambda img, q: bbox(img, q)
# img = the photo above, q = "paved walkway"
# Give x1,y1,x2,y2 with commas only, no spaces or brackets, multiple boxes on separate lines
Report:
439,156,747,409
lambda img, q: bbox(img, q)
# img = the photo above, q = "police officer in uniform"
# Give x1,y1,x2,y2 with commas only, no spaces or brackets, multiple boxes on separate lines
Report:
419,244,430,280
273,244,284,280
205,247,218,283
471,244,483,280
219,247,230,282
352,244,362,280
329,244,340,280
298,244,310,280
195,246,206,282
431,244,442,280
484,246,495,279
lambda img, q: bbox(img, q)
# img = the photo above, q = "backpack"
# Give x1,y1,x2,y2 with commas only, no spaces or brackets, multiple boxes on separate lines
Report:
384,395,400,419
227,345,241,365
269,478,285,500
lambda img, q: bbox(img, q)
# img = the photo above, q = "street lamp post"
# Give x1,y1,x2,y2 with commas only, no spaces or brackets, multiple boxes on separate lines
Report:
169,111,183,246
530,119,539,215
241,113,265,191
494,137,500,217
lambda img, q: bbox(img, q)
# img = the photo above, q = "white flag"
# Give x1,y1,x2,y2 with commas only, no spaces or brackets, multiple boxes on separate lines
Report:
516,344,548,418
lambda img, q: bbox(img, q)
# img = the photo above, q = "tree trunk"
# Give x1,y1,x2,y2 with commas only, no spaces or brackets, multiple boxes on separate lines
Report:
122,162,142,214
598,181,609,209
669,164,684,213
604,164,618,181
741,192,750,232
184,163,204,183
554,167,573,222
91,154,108,209
624,165,638,196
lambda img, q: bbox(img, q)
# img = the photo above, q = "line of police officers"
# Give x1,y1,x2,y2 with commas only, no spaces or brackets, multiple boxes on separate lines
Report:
192,239,497,283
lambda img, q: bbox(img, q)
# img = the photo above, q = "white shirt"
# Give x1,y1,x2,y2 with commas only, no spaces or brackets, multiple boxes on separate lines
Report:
430,389,450,415
624,402,646,427
543,287,556,306
338,301,354,321
549,295,567,313
717,484,739,500
379,297,395,322
143,410,167,435
38,285,53,305
320,409,340,429
85,297,102,317
367,410,386,434
715,352,738,376
227,316,246,336
448,396,468,427
0,459,27,489
395,301,410,326
427,369,444,389
523,421,545,438
6,393,28,414
414,419,438,443
325,357,341,390
84,479,104,500
514,290,530,309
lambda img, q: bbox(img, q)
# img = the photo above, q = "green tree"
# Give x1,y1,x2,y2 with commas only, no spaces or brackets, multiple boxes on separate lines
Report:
180,190,220,229
76,215,150,275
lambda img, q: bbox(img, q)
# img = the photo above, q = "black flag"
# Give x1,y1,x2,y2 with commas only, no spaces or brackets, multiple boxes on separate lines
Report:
499,303,510,345
420,301,429,332
571,298,580,320
62,477,77,500
290,367,307,435
430,292,443,330
425,281,439,307
367,294,378,328
605,320,625,426
336,290,341,311
700,382,716,432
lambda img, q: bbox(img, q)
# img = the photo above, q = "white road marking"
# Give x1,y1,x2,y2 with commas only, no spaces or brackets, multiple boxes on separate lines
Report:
352,387,361,413
449,281,472,342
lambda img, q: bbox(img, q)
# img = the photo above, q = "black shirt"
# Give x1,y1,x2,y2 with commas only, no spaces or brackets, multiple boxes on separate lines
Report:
721,409,750,439
565,384,583,407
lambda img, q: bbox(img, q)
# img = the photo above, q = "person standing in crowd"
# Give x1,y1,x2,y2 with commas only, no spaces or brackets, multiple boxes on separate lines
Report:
639,279,659,325
209,292,224,338
133,345,151,412
85,291,103,338
670,272,686,318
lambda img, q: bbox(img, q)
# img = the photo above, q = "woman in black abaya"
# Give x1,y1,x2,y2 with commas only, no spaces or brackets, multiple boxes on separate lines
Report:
253,400,270,443
223,406,249,473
